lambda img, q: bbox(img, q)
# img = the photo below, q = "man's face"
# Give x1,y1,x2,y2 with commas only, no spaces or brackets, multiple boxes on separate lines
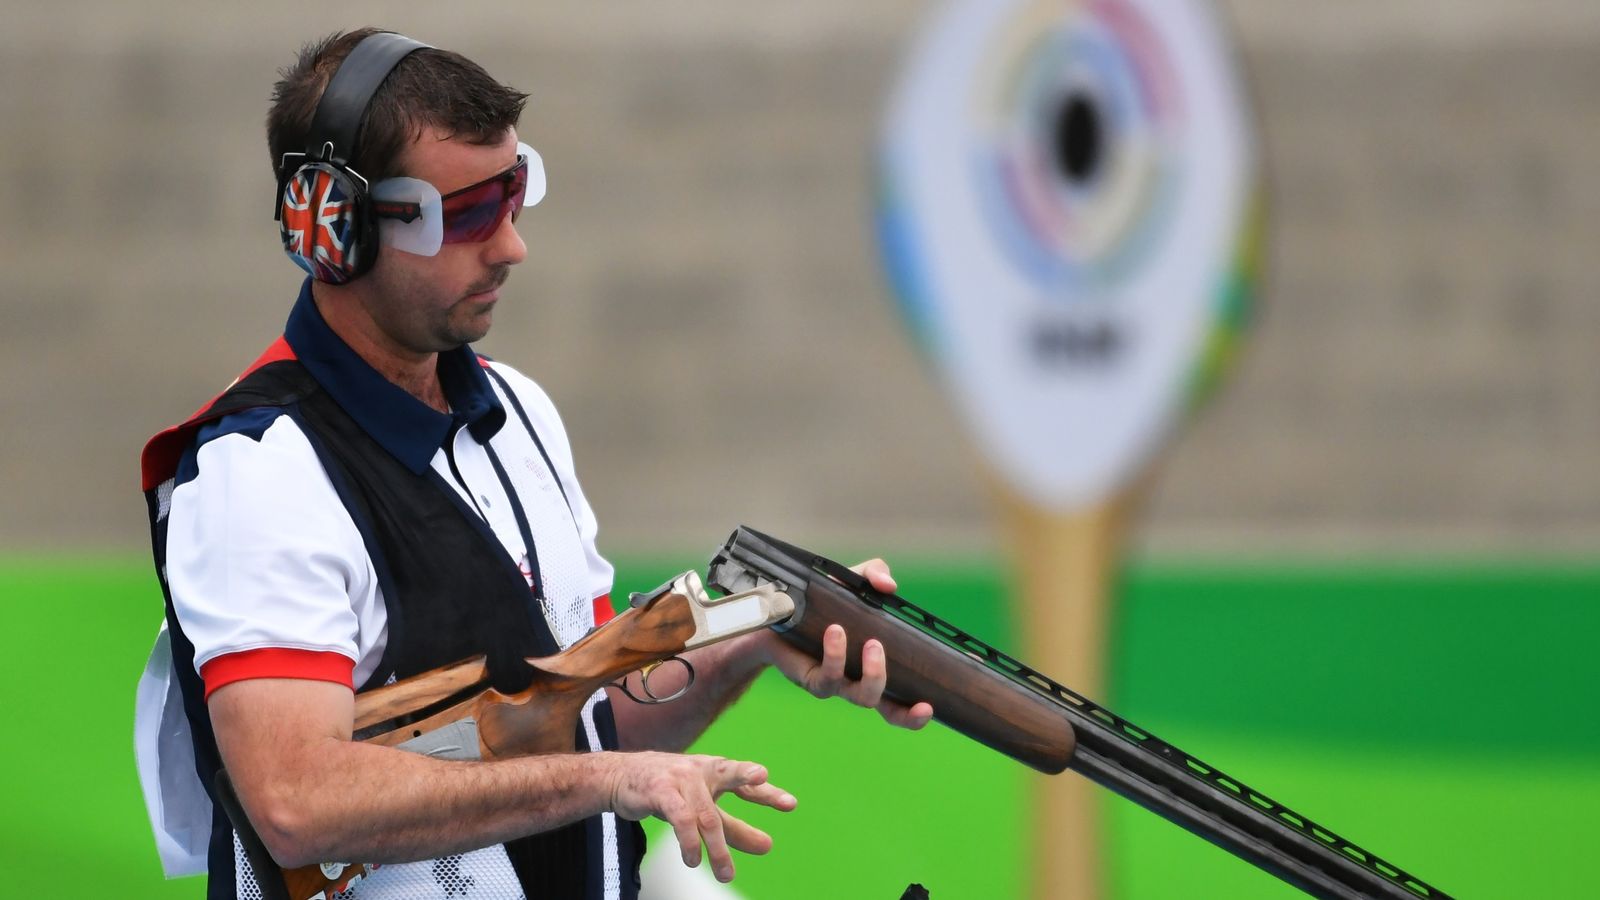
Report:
361,127,528,355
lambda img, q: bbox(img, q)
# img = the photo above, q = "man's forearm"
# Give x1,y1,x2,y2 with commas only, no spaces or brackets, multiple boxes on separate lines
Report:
212,675,794,890
212,678,625,869
236,736,618,868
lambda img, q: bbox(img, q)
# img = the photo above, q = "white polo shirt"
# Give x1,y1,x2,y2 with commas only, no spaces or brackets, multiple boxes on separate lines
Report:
135,283,623,899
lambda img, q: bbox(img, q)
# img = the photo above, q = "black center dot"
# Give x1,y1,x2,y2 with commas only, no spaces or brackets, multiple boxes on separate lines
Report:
1052,91,1103,185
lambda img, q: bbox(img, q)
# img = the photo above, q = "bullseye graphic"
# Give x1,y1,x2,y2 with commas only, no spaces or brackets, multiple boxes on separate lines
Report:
973,0,1183,291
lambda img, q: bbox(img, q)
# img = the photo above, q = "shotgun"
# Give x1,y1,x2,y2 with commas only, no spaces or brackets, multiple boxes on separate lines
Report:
215,570,795,900
706,526,1452,900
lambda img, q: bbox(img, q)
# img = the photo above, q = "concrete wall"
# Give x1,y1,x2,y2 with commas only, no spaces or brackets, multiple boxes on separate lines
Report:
4,1,1598,556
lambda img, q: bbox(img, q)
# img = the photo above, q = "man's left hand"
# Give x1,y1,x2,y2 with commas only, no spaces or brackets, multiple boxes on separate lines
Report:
756,558,935,730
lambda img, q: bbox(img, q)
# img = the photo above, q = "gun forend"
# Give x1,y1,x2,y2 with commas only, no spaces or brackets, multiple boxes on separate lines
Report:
707,526,1077,774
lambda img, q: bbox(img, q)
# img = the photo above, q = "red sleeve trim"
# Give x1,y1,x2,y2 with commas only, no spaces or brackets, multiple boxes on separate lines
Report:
592,594,615,625
201,648,355,701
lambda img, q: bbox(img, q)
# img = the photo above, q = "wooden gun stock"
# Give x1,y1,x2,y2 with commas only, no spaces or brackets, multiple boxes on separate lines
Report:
224,570,793,900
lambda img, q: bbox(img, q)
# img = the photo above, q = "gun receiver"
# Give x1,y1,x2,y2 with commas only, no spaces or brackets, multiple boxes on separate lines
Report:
218,570,792,900
707,526,1451,900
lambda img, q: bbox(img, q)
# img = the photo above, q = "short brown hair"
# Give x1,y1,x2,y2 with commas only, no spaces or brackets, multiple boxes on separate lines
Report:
266,28,529,183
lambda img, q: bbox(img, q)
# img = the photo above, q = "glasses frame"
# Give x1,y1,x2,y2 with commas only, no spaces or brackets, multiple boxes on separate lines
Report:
372,154,530,242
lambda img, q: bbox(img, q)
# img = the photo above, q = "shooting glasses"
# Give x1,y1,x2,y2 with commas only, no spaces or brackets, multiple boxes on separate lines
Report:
371,141,546,256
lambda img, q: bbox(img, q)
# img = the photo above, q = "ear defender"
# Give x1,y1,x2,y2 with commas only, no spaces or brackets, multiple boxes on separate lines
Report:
279,161,372,284
273,32,430,284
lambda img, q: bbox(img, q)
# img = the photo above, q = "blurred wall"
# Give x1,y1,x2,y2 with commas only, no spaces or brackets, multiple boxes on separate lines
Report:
3,1,1599,557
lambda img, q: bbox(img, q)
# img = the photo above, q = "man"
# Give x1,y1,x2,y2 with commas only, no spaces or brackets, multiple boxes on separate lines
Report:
134,28,931,900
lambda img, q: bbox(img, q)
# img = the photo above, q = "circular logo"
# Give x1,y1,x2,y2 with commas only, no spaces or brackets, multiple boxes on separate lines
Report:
971,0,1184,291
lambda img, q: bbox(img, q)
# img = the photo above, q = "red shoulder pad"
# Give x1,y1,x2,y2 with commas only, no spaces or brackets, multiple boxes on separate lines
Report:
140,337,298,492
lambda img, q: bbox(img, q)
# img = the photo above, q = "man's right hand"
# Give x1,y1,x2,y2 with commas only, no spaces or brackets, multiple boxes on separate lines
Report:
604,752,796,883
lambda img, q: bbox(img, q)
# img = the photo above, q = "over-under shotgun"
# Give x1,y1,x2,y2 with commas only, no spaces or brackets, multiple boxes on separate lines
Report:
216,531,1452,900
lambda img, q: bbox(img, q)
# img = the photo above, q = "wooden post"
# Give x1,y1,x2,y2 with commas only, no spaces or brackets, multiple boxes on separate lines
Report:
996,481,1140,900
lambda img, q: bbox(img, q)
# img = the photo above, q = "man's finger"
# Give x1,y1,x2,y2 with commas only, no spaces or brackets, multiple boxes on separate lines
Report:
696,799,735,883
878,699,935,730
709,760,767,793
808,624,848,698
720,808,775,856
850,558,897,593
666,801,702,869
842,638,888,707
730,779,797,811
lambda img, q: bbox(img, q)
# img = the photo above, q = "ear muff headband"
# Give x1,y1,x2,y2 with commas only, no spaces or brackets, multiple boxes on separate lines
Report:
305,34,430,166
276,32,431,284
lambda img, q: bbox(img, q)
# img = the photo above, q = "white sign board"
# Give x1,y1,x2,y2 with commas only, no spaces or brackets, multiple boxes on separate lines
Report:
877,0,1259,512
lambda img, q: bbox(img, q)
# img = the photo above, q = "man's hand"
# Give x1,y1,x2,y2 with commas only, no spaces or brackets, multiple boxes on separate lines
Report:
604,752,795,883
758,558,936,730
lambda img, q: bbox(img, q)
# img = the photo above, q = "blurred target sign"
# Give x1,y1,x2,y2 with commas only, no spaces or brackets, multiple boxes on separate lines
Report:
878,0,1260,512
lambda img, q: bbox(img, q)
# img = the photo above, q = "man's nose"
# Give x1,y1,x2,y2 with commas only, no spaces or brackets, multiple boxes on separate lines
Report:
484,210,527,267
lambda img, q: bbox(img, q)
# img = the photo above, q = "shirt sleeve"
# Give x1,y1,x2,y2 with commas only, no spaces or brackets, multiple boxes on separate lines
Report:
165,412,377,696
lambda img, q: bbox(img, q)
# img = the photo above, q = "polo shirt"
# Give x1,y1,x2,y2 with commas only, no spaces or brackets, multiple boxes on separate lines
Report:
134,279,624,899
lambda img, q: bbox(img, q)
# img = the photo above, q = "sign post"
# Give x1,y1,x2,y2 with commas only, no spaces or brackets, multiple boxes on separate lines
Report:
877,1,1260,896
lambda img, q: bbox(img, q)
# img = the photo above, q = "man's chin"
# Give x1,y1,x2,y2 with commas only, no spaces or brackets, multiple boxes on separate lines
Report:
447,303,496,345
465,321,495,347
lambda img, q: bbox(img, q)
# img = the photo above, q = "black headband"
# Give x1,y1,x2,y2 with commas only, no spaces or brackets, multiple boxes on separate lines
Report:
304,32,431,168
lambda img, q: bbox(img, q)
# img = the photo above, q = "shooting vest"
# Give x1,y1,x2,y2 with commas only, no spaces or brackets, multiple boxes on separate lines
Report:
142,346,643,900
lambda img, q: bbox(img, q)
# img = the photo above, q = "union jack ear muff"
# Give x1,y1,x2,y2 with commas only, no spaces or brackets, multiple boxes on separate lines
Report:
274,32,430,285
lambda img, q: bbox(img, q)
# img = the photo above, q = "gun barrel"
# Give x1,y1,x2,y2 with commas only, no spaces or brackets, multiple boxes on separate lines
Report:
709,526,1451,900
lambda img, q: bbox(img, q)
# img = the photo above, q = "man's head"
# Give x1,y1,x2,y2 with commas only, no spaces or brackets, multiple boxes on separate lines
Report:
269,30,534,358
267,28,528,187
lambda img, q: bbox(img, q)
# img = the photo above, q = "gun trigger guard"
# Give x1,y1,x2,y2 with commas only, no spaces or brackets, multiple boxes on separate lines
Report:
613,656,695,705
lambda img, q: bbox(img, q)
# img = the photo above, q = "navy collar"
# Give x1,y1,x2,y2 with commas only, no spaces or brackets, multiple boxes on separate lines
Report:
283,278,505,474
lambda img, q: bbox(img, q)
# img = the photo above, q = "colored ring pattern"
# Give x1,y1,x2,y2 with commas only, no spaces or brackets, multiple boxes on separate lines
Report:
971,0,1184,292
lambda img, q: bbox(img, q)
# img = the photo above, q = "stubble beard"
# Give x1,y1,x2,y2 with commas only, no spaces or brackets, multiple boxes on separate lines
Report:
368,263,508,353
454,265,511,345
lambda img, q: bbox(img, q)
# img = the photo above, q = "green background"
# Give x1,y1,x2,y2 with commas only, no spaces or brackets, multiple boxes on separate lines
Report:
5,554,1595,898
